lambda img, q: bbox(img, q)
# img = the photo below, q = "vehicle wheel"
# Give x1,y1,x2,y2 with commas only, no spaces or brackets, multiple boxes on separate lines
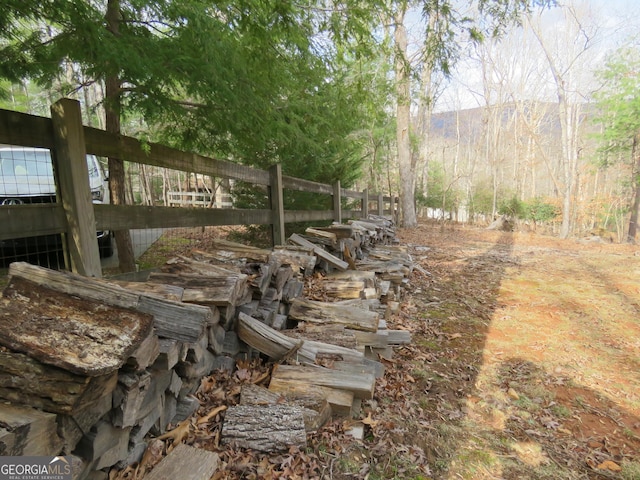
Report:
99,233,114,258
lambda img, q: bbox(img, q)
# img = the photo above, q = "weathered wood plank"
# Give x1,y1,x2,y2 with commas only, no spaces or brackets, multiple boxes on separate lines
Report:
143,443,220,480
288,298,379,332
0,277,153,376
94,204,272,231
148,272,246,307
0,204,66,241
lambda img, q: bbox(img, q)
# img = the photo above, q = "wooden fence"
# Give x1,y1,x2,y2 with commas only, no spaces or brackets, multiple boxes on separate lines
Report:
0,99,397,277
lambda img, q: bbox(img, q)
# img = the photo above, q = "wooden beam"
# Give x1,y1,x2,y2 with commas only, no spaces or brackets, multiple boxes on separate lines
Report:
94,204,272,230
51,98,102,277
0,108,55,148
333,180,342,224
282,175,333,195
269,164,285,247
0,204,65,240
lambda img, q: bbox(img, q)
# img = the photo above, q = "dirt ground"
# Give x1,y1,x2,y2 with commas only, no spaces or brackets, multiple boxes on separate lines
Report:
114,220,640,480
382,220,640,479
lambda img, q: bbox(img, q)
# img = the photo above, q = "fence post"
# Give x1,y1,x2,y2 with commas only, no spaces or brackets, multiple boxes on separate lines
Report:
361,188,369,219
377,193,384,216
269,163,285,246
333,180,342,224
50,98,102,278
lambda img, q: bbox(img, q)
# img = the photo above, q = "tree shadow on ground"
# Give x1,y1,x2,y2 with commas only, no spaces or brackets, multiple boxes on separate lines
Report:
399,223,640,479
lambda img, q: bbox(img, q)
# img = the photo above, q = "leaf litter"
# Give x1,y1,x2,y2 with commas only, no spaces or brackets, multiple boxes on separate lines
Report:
111,221,640,479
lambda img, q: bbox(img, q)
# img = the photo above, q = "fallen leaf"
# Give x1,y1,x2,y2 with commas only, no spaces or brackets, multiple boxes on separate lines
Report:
361,411,379,428
596,460,621,472
507,387,520,400
447,333,462,340
197,405,228,425
157,419,191,447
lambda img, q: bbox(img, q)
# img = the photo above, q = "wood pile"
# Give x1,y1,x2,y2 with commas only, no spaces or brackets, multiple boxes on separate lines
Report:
0,214,416,476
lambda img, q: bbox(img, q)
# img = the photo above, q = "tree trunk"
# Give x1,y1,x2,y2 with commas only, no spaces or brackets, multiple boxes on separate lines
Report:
394,7,416,227
106,0,136,272
627,135,640,243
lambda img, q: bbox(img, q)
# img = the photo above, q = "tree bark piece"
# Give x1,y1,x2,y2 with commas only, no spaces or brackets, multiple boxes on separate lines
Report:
239,384,331,433
144,443,220,480
222,404,306,452
289,298,379,332
0,277,153,376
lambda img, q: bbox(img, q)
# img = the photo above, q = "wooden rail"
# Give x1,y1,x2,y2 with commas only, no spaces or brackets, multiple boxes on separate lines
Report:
0,100,398,276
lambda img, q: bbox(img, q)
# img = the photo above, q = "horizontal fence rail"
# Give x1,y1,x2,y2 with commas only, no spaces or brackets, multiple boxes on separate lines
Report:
0,100,398,276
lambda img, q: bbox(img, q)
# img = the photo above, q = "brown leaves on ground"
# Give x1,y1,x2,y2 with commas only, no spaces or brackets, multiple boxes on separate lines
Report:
113,221,640,480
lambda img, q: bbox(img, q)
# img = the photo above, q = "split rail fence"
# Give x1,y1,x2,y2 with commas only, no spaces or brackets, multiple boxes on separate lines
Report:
0,99,397,278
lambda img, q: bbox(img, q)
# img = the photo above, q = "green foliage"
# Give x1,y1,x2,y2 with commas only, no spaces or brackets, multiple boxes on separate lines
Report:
498,194,524,218
0,0,388,189
522,197,558,224
593,46,640,162
468,181,494,218
415,161,461,215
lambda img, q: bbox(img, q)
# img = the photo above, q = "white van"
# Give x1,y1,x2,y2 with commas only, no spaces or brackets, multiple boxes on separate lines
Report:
0,147,113,257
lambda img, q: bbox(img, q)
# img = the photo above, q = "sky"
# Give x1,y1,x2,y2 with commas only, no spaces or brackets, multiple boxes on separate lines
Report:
405,0,640,112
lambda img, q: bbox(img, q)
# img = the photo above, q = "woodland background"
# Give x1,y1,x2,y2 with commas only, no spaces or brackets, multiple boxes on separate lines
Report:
1,0,639,243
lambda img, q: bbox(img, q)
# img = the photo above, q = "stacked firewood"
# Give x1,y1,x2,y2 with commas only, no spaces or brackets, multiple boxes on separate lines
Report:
0,214,416,476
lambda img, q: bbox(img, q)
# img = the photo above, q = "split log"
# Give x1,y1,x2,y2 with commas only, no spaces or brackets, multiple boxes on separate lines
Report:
347,329,389,348
74,420,130,464
193,239,271,263
152,339,182,371
238,313,366,364
0,404,63,456
147,272,247,307
288,233,348,271
271,364,375,399
325,270,378,288
57,390,112,451
320,280,366,299
305,227,337,244
0,351,117,414
271,247,317,276
237,313,310,363
282,278,304,303
144,443,220,480
113,280,184,302
288,298,379,332
239,384,331,432
222,404,307,452
9,262,212,342
125,333,160,372
268,377,353,416
0,277,153,376
387,330,412,345
284,324,357,350
313,224,355,239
